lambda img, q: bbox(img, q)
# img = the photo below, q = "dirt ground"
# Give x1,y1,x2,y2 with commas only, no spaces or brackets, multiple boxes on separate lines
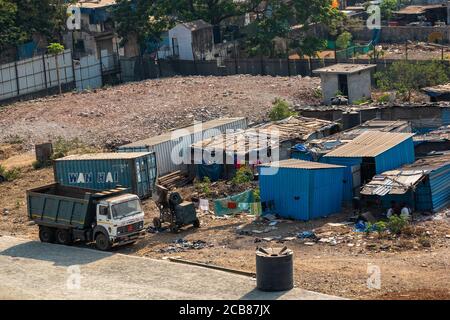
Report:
0,75,321,150
0,165,449,300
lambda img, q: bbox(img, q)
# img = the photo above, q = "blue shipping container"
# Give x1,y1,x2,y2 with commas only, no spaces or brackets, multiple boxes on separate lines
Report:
54,152,157,199
259,160,345,221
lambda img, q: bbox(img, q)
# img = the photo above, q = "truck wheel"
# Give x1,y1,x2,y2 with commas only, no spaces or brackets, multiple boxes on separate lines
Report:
95,233,112,251
55,229,73,246
39,226,55,243
193,219,200,228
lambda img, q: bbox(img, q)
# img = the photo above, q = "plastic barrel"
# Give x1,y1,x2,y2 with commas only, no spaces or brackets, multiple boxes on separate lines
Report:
256,247,294,292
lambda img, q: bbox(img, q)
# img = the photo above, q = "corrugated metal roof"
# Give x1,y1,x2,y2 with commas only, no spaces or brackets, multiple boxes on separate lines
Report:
394,4,445,15
56,152,151,161
259,159,344,170
122,118,247,148
192,116,338,155
324,131,415,158
361,170,426,196
313,63,376,75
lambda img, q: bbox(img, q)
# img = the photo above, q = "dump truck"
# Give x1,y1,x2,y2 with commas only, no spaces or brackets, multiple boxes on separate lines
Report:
27,184,146,251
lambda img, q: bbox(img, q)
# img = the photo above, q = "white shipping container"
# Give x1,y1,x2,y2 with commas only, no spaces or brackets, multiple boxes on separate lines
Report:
118,118,248,176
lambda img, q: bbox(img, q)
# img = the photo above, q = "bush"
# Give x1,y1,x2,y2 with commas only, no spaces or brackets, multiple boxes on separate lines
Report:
387,215,409,235
0,165,20,182
232,166,254,185
336,31,352,49
195,177,211,196
375,60,449,102
268,98,297,121
377,93,391,103
51,137,93,160
352,97,371,105
253,188,260,202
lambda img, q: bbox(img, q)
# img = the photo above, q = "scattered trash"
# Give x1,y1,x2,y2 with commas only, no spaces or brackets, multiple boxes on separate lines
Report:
354,221,367,232
2,209,9,216
262,214,277,221
304,242,315,246
446,235,450,239
297,231,316,239
269,221,278,226
158,238,212,253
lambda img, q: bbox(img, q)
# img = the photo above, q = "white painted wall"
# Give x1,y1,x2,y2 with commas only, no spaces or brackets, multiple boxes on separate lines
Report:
168,24,194,60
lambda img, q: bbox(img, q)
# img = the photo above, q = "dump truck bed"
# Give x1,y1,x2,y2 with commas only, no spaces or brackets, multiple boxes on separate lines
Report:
27,184,127,229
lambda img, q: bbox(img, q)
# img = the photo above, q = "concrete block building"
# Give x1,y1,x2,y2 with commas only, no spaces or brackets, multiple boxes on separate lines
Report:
313,64,376,105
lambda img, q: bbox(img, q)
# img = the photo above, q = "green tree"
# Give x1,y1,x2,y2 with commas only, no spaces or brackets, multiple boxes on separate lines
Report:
375,60,449,101
113,0,171,49
336,31,352,49
0,0,23,51
47,42,65,94
13,0,68,42
380,0,398,21
245,0,344,58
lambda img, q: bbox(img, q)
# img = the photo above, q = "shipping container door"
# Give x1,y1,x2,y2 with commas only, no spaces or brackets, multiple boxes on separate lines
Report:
135,155,156,198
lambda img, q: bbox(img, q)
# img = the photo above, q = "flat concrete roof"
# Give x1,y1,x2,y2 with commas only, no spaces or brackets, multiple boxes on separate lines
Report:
313,64,376,75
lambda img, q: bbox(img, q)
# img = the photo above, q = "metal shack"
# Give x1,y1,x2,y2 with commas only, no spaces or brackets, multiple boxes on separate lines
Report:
118,118,247,177
321,131,416,202
54,152,157,199
361,152,450,212
259,159,345,221
191,116,339,181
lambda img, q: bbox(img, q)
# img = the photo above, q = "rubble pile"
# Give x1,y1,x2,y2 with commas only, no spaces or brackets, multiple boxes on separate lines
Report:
0,75,321,150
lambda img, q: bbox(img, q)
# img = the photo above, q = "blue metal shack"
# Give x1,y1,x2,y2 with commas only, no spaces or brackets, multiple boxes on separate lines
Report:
259,159,345,221
321,131,415,202
361,152,450,212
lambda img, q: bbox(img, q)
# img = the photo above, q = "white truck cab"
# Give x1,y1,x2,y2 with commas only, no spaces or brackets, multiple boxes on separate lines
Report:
95,193,145,250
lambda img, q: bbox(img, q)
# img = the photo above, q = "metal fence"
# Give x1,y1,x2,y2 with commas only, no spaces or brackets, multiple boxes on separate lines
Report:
0,50,74,101
0,50,121,103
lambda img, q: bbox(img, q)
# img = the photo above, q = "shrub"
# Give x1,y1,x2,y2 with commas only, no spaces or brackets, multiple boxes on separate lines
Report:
268,98,297,121
375,60,449,102
353,97,371,105
51,137,93,160
387,215,409,235
377,93,391,103
336,31,352,49
5,134,24,145
232,166,254,185
0,165,20,181
195,177,211,196
253,188,260,202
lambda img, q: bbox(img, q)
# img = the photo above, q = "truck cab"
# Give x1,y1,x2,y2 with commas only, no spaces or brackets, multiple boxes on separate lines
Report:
94,194,145,250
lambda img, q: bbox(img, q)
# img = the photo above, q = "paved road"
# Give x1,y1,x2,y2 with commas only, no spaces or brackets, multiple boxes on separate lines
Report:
0,236,342,300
